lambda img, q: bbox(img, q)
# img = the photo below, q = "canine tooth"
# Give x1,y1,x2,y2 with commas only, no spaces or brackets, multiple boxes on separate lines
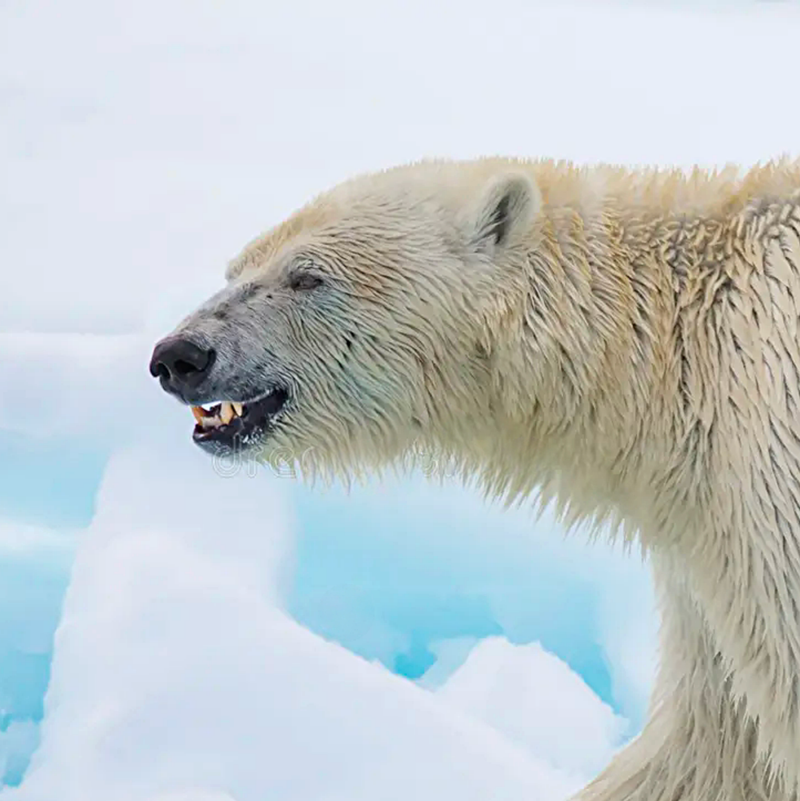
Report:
203,415,222,429
191,406,206,424
232,402,244,417
220,402,235,425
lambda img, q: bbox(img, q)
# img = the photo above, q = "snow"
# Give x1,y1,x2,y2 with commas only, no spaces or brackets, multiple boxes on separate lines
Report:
0,524,75,786
2,446,581,801
436,638,628,778
2,0,797,797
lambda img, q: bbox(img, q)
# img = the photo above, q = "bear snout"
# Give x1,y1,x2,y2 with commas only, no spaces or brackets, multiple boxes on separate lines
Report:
149,335,217,400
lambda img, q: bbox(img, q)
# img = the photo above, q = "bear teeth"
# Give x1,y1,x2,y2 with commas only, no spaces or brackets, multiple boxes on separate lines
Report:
191,401,245,429
220,402,235,425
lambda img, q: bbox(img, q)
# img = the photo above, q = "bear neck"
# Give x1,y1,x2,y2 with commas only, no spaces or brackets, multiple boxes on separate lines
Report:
473,172,727,531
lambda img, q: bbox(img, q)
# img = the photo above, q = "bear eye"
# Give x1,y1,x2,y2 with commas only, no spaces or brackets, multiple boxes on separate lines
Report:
289,272,324,292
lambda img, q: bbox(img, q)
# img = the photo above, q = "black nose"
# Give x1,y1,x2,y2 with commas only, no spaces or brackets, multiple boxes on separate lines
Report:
149,336,216,393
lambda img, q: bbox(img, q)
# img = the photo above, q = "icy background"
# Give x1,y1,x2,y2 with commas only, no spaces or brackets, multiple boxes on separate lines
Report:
1,0,797,798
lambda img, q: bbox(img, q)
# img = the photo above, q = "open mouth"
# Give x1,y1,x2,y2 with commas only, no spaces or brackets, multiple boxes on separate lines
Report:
191,387,289,451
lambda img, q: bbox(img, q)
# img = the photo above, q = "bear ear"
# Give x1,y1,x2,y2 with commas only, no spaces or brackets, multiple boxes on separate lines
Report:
469,172,540,255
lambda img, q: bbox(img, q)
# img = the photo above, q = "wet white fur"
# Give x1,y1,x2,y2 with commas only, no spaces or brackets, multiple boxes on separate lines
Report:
197,157,800,800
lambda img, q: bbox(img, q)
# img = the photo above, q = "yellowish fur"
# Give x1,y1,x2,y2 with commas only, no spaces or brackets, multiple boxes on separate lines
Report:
176,156,800,800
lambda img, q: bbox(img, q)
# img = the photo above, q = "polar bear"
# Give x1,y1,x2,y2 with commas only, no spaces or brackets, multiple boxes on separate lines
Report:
150,157,800,801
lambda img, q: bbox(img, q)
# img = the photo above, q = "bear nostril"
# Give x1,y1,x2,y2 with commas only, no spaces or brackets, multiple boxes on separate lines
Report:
153,362,170,381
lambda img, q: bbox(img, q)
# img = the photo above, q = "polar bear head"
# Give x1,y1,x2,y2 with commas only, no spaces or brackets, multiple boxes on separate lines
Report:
149,161,541,477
